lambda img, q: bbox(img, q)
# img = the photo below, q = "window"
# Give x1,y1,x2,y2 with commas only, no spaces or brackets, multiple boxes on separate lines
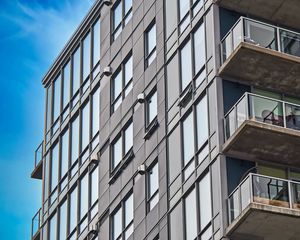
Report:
53,74,61,122
170,172,212,240
178,0,204,34
63,61,71,108
49,212,57,240
180,39,192,92
184,189,197,240
59,200,67,240
92,87,100,137
112,193,134,240
51,142,59,193
183,112,195,166
169,94,208,182
179,23,206,93
111,121,133,171
147,162,159,211
145,22,156,67
71,116,79,166
61,129,69,182
111,55,133,112
69,186,78,234
112,0,132,40
146,89,157,127
46,86,52,132
199,173,212,230
196,95,208,150
91,166,99,218
81,101,90,152
93,19,101,70
83,32,91,81
72,47,81,97
80,173,89,221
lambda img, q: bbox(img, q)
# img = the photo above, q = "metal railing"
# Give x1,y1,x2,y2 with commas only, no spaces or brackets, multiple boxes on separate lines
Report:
31,208,41,239
221,17,300,63
228,173,300,224
224,92,300,140
34,141,43,168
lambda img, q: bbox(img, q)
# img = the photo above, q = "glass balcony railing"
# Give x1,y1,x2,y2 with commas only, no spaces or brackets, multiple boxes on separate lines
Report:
34,141,43,168
31,208,41,239
221,17,300,64
224,92,300,140
228,173,300,224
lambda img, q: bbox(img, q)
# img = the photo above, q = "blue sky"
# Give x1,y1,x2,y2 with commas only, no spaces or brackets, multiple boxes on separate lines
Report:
0,0,94,238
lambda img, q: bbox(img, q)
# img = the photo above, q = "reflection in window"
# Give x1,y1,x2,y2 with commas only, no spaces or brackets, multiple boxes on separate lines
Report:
145,22,156,66
73,47,80,96
111,121,133,171
196,95,208,149
112,135,122,170
146,90,157,126
91,167,99,205
112,192,134,240
112,0,132,40
185,189,197,240
81,101,90,152
148,162,159,211
49,212,57,240
61,129,69,179
180,40,192,91
53,74,61,121
92,87,100,137
83,32,91,81
170,202,183,240
93,19,101,68
63,61,71,108
80,173,89,220
111,55,133,112
71,116,79,165
46,86,52,131
69,186,78,233
59,200,67,240
199,173,212,230
51,142,59,191
194,23,205,74
183,112,195,165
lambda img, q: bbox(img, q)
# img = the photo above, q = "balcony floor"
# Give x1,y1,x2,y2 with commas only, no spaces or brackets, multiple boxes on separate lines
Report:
215,0,300,30
223,120,300,167
219,42,300,97
31,160,43,180
227,202,300,240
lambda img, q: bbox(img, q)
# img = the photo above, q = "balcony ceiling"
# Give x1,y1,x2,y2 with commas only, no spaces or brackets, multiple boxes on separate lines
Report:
219,42,300,97
227,203,300,240
215,0,300,31
223,120,300,167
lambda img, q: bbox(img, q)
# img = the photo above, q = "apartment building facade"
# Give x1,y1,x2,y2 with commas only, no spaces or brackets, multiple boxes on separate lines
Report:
30,0,300,240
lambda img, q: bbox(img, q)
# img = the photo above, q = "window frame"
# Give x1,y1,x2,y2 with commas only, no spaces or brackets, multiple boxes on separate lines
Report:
147,161,159,212
111,191,134,240
178,21,206,95
145,21,157,67
110,120,134,173
180,93,209,181
145,88,158,129
112,0,133,41
111,53,133,113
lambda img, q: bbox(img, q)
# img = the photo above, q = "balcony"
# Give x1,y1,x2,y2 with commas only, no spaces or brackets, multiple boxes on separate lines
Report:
215,0,300,31
31,208,41,240
223,92,300,167
227,173,300,240
219,17,300,97
31,141,43,180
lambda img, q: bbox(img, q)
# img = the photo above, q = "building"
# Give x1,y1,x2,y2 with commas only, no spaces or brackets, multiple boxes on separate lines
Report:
30,0,300,239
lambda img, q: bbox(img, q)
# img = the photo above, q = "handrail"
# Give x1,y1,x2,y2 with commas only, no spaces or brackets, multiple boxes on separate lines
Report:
224,92,300,140
34,141,43,168
221,16,300,64
31,208,41,238
228,173,300,224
